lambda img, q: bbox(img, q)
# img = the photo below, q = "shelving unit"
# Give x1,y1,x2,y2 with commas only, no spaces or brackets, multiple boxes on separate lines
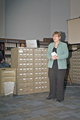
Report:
0,38,26,63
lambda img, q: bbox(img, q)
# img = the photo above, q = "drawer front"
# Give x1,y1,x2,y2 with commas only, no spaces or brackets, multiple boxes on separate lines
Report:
34,77,49,82
34,72,48,77
17,87,33,95
34,54,47,59
34,68,48,72
17,72,33,78
17,83,33,88
1,77,16,82
34,48,47,54
1,70,16,77
18,63,33,68
17,68,33,73
17,77,33,83
34,85,49,93
34,63,47,68
18,58,33,63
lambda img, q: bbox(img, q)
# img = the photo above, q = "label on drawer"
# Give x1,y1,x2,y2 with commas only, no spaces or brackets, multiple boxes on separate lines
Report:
19,50,23,53
4,71,14,73
19,58,22,60
20,89,22,90
2,77,14,78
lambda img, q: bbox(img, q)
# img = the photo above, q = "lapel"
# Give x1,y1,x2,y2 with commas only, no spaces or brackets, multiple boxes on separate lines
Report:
51,42,55,52
50,41,61,53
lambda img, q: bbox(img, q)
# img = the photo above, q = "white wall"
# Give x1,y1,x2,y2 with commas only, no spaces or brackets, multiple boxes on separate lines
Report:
4,0,71,41
51,0,70,41
71,0,80,19
5,0,71,41
5,0,51,41
1,0,79,41
0,0,5,37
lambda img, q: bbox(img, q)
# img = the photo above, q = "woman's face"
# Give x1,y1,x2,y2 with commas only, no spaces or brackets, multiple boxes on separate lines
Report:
53,34,61,43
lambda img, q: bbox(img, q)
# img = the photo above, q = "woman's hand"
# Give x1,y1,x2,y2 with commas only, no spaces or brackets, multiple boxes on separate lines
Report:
51,55,58,60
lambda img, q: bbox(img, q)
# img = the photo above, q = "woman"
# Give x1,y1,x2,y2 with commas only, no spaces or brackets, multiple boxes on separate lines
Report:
47,31,69,102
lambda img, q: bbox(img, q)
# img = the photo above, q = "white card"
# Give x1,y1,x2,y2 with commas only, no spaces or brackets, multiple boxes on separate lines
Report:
51,52,57,56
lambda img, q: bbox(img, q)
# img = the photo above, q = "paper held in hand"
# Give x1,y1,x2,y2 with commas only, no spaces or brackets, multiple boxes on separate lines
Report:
51,52,57,56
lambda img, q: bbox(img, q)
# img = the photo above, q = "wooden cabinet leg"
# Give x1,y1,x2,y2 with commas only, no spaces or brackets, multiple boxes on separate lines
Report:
68,75,72,85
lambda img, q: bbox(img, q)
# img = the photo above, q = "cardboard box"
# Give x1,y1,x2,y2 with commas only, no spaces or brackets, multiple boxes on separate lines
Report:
0,68,16,96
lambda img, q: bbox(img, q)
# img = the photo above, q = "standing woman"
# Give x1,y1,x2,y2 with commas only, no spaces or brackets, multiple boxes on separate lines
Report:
47,31,69,102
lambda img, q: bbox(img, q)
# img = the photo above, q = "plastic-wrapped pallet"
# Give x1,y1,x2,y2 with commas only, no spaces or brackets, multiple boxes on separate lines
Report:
4,82,15,96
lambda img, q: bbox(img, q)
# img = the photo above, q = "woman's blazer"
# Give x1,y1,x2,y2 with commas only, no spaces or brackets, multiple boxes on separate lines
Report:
47,41,69,69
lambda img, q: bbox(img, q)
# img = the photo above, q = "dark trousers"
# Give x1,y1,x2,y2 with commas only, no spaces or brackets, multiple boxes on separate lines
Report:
48,64,66,100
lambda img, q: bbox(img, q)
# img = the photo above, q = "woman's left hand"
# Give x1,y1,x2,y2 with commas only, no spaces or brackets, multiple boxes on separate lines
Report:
51,55,58,60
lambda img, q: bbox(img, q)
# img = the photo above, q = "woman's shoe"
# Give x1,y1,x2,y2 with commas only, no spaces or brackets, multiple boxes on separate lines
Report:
56,100,62,102
46,97,51,100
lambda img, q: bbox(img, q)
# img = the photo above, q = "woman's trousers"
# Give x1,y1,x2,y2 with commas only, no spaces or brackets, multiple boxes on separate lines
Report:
48,64,66,101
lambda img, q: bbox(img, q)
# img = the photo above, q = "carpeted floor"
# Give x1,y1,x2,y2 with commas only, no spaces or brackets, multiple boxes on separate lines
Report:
64,81,80,87
0,84,80,120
